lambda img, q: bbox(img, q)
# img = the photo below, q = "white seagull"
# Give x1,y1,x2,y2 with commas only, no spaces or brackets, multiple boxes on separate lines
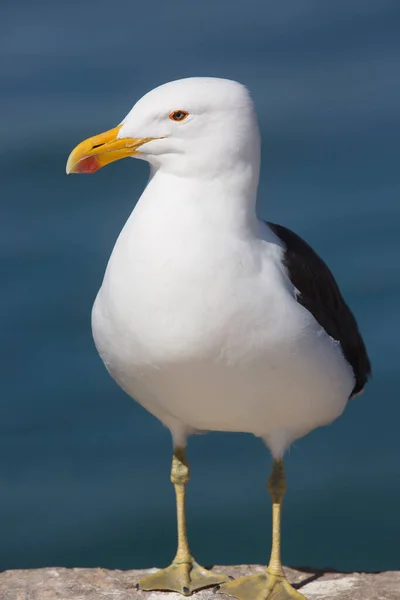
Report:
66,77,371,600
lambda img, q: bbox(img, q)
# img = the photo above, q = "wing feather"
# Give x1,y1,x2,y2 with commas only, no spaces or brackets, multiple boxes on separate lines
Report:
268,222,371,397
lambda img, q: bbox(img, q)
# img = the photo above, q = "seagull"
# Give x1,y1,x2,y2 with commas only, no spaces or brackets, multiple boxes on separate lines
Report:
66,77,371,600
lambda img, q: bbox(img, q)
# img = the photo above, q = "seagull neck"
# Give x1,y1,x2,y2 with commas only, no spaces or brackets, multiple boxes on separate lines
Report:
143,165,259,232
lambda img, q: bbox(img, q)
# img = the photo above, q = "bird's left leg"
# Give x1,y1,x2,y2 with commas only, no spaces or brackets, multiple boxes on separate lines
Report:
138,446,229,596
219,459,306,600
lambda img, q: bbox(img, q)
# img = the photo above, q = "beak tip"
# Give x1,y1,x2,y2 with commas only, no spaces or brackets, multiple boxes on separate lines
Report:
66,153,75,174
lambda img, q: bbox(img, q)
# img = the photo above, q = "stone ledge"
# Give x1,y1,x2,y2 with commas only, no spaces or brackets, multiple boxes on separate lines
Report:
0,565,399,600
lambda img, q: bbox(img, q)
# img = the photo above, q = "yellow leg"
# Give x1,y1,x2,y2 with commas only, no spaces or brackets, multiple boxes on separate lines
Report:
138,447,229,596
219,460,306,600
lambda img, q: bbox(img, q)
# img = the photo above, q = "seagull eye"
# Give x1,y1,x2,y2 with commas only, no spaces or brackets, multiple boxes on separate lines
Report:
169,110,189,122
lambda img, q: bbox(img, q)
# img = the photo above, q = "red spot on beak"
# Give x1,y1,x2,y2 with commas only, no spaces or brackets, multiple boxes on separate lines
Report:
74,156,101,174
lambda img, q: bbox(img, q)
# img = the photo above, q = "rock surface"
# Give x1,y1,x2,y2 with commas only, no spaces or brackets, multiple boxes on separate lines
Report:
0,565,399,600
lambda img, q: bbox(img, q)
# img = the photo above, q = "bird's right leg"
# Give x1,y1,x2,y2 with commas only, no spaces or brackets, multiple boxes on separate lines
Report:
219,459,306,600
137,446,229,596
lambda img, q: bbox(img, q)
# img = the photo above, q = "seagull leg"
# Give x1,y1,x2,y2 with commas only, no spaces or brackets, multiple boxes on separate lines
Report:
219,459,306,600
138,446,229,596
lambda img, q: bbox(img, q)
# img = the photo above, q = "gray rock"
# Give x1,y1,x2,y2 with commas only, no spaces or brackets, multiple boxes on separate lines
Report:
0,566,398,600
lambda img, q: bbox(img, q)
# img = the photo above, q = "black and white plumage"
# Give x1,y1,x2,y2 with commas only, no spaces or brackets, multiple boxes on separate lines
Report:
268,222,371,398
67,77,371,459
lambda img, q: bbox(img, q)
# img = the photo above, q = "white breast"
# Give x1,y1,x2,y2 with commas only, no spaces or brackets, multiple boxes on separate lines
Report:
92,181,354,457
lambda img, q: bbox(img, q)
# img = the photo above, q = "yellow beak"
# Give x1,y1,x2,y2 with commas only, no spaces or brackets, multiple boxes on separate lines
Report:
66,124,153,174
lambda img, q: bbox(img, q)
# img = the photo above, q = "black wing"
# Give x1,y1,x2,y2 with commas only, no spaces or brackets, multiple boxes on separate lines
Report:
268,222,371,397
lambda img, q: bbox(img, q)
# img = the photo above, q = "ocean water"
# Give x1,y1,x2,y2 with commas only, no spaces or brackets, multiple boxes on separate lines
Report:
1,0,400,574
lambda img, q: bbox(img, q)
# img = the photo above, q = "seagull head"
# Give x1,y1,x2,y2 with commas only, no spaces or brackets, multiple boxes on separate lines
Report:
66,77,260,179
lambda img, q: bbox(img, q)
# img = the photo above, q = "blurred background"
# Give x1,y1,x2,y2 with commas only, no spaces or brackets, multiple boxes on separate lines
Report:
1,0,399,574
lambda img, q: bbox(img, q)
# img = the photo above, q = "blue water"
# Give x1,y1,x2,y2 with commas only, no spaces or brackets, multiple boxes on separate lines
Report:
1,0,400,574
